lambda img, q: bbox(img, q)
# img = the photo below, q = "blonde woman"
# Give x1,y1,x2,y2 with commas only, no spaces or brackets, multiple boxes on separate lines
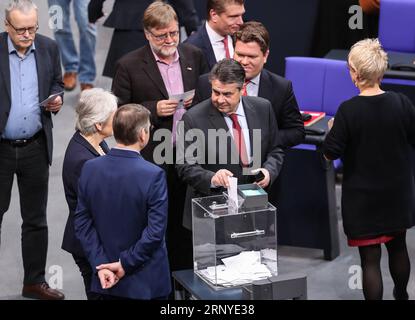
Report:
323,39,415,300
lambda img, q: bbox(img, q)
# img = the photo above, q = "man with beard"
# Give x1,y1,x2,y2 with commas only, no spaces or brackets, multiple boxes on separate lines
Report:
112,1,208,275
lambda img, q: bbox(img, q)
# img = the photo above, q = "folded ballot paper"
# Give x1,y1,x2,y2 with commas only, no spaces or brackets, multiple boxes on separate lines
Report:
198,250,276,287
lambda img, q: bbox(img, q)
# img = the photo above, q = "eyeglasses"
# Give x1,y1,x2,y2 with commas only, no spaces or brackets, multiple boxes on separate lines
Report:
6,19,38,35
146,29,180,41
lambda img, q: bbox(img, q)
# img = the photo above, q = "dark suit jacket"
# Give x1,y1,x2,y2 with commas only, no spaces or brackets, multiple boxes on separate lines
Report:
0,32,63,164
193,69,305,148
103,0,152,30
99,0,199,33
185,23,217,70
112,43,209,163
75,148,171,299
61,131,109,257
176,96,285,229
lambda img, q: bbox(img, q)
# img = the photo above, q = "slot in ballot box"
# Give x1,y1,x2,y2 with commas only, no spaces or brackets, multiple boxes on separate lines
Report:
192,194,278,290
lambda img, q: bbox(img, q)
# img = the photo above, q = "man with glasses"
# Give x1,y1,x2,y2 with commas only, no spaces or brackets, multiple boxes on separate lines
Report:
0,0,64,299
47,0,96,91
112,1,208,276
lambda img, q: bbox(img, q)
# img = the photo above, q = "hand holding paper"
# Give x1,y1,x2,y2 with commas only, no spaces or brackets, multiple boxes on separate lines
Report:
39,91,63,112
169,89,195,109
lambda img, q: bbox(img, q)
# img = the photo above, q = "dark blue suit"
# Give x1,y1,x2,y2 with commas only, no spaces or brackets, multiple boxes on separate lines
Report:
186,24,217,70
75,148,171,299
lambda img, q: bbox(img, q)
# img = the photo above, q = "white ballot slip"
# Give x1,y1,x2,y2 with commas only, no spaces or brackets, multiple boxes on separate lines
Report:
169,89,195,109
39,91,64,107
227,176,238,209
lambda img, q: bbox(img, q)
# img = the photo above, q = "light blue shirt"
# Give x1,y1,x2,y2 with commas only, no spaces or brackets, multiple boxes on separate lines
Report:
224,99,252,161
3,35,41,139
245,73,261,97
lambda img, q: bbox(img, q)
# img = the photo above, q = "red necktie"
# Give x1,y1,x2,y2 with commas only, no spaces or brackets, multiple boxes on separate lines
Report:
241,80,249,96
223,36,231,59
229,113,249,167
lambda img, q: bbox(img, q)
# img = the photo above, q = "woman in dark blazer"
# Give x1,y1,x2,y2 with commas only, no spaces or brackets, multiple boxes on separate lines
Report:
62,88,117,300
323,39,415,300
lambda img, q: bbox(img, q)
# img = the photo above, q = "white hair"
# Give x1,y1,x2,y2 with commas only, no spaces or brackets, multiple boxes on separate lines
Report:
5,0,38,20
348,38,388,87
76,88,118,135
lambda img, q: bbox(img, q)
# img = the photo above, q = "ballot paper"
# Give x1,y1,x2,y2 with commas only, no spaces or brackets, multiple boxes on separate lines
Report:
39,91,64,107
169,89,195,109
227,176,238,210
198,250,273,287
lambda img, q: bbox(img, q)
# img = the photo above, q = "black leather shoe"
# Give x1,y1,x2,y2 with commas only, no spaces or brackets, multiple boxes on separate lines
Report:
22,282,65,300
393,287,409,300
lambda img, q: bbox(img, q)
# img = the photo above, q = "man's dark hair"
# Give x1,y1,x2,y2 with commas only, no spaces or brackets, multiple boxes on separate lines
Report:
209,58,245,89
113,104,151,146
207,0,244,19
234,21,270,54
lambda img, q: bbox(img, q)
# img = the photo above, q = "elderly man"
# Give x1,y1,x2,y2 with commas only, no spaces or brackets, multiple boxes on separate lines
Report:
194,21,305,148
186,0,245,69
176,59,284,230
0,0,64,299
112,1,208,273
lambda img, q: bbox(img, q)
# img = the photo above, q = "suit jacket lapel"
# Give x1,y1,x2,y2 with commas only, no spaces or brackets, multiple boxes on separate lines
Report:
208,102,241,165
200,25,216,69
141,45,169,98
242,97,260,154
258,70,273,102
34,37,48,102
179,46,195,92
0,33,11,103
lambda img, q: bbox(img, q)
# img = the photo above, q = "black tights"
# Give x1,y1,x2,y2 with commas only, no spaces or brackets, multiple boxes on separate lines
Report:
358,231,410,300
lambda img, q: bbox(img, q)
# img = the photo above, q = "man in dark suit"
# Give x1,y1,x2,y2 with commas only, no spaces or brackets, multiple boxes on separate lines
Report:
88,0,201,78
176,59,284,229
75,104,171,300
186,0,245,70
194,21,305,148
0,0,64,300
112,1,208,273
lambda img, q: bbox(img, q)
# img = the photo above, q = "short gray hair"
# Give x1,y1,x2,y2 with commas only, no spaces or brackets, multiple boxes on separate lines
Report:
209,59,246,90
76,88,118,135
5,0,38,20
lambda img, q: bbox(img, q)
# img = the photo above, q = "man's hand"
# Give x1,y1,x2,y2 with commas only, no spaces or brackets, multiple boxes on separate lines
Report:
253,168,270,188
97,269,118,289
211,169,234,188
96,261,126,280
45,95,62,113
88,0,105,23
157,99,179,117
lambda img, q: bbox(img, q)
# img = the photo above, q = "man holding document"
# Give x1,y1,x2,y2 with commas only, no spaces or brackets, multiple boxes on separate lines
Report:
0,0,64,299
111,1,208,273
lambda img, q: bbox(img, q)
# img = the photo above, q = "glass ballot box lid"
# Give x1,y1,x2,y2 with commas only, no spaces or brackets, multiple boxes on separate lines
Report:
192,194,277,290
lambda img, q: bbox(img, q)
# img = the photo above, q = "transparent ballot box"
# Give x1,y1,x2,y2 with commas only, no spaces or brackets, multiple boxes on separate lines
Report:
192,194,277,290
